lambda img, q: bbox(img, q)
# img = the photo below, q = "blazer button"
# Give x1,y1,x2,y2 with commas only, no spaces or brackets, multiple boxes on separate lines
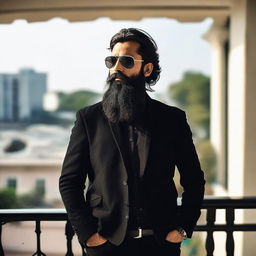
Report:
123,181,127,185
125,215,129,219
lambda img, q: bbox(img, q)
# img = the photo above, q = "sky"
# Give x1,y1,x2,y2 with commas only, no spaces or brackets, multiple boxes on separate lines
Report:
0,17,213,94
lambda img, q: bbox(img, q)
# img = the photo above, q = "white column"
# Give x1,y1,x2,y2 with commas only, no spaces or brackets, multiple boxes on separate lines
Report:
243,1,256,253
204,19,228,190
229,0,256,255
228,0,246,197
228,0,256,196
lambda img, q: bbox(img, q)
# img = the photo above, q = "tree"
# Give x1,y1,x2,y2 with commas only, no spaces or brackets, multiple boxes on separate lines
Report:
58,90,101,111
18,189,52,208
0,188,19,209
168,72,210,139
168,71,216,188
0,188,52,209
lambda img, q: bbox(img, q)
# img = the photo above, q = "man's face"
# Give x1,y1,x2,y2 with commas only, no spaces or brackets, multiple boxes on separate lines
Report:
109,41,144,79
102,40,153,123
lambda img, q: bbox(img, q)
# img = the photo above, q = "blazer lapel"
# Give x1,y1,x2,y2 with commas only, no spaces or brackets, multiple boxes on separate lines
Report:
108,120,130,174
137,96,153,177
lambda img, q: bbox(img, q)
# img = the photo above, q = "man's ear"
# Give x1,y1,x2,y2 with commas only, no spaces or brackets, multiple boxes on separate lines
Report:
143,63,153,77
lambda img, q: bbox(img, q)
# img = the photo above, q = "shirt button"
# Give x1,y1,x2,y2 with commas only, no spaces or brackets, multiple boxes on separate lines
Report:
123,181,127,185
125,215,129,219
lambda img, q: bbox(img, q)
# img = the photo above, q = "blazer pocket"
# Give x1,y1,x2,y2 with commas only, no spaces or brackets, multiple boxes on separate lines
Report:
90,194,102,207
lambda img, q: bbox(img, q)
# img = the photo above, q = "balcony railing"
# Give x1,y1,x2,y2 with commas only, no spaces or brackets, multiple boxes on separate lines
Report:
1,196,256,256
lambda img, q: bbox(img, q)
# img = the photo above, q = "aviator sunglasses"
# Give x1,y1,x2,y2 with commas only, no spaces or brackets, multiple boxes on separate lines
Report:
105,55,144,69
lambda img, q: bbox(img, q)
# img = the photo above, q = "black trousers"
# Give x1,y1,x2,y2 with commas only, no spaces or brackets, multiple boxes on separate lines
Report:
84,236,181,256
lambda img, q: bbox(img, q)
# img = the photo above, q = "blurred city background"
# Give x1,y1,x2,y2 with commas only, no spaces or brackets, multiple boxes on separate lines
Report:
0,0,256,255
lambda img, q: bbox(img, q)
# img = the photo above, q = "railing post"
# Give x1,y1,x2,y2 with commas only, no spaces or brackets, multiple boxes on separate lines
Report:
205,208,216,256
82,245,87,256
0,222,5,256
65,221,87,256
32,220,46,256
226,208,235,256
65,220,74,256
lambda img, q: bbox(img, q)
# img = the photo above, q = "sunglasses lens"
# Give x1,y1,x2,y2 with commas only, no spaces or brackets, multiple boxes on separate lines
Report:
120,56,134,69
105,56,135,69
105,56,117,69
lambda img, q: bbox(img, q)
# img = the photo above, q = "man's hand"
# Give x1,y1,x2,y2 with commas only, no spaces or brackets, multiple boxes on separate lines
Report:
86,233,108,247
165,230,184,243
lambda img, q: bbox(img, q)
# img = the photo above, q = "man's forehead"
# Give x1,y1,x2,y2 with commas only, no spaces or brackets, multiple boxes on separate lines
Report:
111,41,141,55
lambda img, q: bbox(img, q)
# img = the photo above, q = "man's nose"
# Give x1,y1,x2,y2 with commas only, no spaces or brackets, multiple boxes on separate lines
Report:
112,58,124,72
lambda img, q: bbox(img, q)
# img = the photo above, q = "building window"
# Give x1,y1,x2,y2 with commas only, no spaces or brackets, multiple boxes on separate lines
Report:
7,178,17,190
35,179,45,197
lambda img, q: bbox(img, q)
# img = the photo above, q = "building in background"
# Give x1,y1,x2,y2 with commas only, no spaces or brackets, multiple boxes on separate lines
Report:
0,69,47,122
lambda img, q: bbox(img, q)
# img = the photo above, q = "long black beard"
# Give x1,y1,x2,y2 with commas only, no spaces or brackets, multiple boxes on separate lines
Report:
102,70,146,123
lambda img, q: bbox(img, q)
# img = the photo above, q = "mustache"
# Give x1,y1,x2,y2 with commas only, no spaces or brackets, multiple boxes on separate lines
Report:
106,71,132,85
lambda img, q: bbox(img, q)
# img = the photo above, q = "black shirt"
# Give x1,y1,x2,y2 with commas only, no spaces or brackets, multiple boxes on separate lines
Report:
120,121,151,229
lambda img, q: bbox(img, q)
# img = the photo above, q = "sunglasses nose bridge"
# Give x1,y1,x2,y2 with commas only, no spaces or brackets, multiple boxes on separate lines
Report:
112,57,123,71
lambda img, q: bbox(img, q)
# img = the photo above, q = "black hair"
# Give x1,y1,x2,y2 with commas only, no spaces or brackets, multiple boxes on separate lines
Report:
109,28,161,91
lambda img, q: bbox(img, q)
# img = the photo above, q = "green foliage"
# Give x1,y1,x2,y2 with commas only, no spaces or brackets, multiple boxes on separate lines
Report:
29,110,72,126
0,188,19,209
168,71,216,186
181,234,205,256
18,189,51,208
0,188,52,209
168,71,210,139
196,140,217,184
175,139,217,191
58,90,101,111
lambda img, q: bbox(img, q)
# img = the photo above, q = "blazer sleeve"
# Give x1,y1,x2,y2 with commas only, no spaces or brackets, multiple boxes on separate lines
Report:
59,109,98,244
174,110,205,238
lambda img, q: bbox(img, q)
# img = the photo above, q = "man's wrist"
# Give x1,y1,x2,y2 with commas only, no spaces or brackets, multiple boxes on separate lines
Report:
176,227,187,240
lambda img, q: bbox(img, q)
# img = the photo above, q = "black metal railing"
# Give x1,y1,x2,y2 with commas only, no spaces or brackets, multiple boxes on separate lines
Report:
196,196,256,256
0,208,84,256
0,197,256,256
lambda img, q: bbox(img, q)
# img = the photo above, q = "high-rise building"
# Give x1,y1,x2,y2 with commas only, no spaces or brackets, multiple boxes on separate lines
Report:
0,69,47,121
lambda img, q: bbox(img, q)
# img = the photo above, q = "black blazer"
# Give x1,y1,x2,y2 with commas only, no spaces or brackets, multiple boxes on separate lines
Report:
59,96,205,246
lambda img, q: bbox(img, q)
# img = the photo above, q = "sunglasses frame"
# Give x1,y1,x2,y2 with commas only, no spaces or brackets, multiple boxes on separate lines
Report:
105,55,144,69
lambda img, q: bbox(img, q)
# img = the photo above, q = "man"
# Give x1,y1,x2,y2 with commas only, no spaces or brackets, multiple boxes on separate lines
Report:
59,28,205,256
